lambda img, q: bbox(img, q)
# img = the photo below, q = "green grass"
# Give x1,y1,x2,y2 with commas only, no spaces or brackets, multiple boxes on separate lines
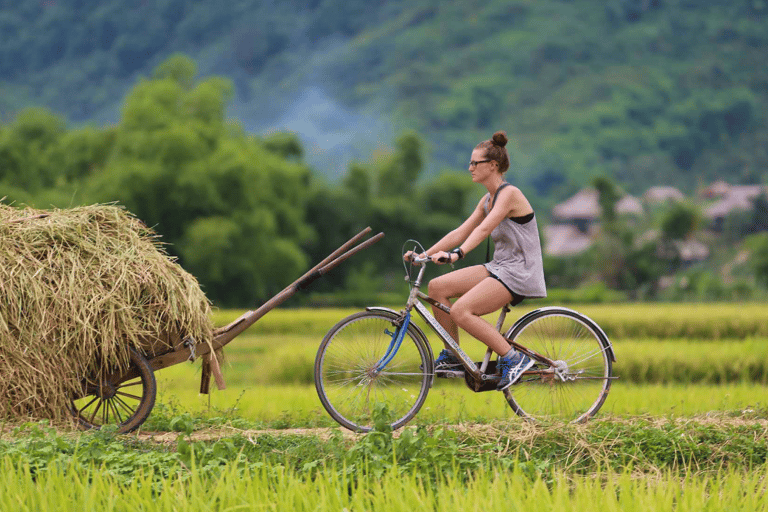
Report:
1,456,767,511
3,416,768,511
153,375,768,429
210,306,768,389
149,305,768,428
211,302,768,339
4,304,768,510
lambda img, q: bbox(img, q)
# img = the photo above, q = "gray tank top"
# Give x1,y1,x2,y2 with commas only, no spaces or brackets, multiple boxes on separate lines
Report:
482,183,547,299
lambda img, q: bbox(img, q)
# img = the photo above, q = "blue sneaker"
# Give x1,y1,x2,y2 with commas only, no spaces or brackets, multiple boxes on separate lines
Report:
497,352,534,390
434,349,462,370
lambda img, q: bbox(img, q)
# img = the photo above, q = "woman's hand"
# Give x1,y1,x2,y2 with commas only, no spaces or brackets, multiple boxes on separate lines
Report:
403,251,427,264
431,251,457,265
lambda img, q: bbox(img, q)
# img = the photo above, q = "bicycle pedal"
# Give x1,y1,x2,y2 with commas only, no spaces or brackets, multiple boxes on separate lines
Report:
436,369,465,379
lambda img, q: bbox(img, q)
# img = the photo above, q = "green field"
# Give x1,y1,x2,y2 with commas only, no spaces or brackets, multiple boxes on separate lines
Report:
149,303,768,428
3,303,768,511
3,461,767,511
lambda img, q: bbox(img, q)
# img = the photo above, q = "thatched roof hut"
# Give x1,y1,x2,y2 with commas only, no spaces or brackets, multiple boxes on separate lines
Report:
643,186,685,204
704,185,768,221
700,180,732,199
615,195,644,216
543,224,594,256
552,189,601,222
553,188,643,225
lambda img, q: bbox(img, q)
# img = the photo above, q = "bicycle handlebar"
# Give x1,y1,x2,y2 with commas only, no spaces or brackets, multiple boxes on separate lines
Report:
407,254,449,264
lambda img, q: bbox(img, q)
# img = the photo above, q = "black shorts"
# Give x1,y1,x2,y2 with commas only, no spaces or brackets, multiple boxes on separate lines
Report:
487,271,526,306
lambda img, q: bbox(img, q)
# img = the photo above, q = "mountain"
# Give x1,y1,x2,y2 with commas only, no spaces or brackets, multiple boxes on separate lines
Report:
1,0,766,198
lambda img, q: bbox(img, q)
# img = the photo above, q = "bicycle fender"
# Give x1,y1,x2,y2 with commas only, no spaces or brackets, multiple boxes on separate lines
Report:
506,307,616,362
365,307,434,363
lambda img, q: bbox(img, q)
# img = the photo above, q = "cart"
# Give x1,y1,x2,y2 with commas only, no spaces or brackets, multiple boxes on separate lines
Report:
68,228,384,433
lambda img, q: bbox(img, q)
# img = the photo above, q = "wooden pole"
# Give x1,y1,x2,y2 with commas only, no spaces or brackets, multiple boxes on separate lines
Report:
150,228,384,373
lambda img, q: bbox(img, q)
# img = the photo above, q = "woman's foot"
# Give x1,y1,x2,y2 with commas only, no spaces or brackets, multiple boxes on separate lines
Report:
434,349,462,370
497,352,534,390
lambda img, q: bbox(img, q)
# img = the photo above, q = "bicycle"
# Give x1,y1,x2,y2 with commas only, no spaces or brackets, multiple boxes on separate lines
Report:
314,249,617,432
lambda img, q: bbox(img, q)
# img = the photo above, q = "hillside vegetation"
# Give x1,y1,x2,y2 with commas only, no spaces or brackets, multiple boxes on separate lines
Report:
1,0,766,194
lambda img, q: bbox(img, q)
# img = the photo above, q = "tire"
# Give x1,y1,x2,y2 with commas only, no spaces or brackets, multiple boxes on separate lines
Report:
69,347,157,433
314,311,434,432
502,308,613,423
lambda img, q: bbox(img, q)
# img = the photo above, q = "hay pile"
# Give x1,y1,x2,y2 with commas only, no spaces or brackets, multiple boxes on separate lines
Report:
0,203,213,421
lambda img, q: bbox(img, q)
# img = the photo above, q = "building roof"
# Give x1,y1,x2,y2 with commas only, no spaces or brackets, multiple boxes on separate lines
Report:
700,180,731,199
643,186,685,204
674,239,710,262
553,188,643,221
543,224,594,256
552,189,600,221
704,185,768,219
615,194,644,216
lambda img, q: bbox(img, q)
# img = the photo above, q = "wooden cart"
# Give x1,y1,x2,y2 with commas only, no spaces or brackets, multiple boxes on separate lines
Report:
68,228,384,433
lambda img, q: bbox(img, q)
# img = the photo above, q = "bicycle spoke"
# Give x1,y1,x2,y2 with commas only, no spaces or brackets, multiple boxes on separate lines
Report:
316,313,432,432
505,310,612,423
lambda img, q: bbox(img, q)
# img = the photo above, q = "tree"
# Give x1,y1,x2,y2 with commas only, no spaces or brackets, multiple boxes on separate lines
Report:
86,55,312,306
0,107,65,192
593,175,621,224
748,234,768,288
377,132,424,197
660,202,701,241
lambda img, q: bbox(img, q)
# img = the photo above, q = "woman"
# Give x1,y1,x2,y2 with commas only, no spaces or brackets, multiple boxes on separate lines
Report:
406,131,546,390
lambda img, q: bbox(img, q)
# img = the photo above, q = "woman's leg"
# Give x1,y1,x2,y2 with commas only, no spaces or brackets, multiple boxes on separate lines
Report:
427,265,490,345
450,277,514,356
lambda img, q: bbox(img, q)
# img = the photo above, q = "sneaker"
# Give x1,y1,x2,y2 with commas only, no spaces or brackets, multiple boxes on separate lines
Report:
497,352,534,390
434,349,462,370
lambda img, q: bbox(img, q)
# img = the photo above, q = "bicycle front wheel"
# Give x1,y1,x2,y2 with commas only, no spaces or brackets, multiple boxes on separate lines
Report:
502,308,613,423
314,311,433,432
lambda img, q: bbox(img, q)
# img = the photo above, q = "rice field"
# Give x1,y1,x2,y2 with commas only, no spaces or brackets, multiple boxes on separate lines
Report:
3,303,768,511
3,461,767,512
148,303,768,428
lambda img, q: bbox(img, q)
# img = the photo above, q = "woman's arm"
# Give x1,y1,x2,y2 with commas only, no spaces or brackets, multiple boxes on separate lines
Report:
431,186,532,264
459,186,530,254
424,195,488,256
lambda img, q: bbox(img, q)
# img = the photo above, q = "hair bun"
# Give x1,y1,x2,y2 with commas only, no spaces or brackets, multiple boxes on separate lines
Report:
491,131,508,147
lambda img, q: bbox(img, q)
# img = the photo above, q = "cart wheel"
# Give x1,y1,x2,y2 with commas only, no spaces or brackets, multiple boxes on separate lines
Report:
69,347,157,433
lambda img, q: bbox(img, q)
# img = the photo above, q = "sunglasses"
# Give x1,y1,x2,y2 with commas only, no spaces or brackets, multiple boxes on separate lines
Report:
469,159,493,167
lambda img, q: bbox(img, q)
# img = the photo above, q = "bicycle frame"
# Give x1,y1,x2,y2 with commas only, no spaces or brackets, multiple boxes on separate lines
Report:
373,259,558,382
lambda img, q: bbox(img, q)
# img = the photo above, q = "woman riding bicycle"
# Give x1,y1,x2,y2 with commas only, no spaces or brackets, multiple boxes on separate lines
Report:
405,131,546,390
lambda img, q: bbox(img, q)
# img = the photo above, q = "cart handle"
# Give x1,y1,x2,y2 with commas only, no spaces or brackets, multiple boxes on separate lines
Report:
149,228,384,374
211,227,384,347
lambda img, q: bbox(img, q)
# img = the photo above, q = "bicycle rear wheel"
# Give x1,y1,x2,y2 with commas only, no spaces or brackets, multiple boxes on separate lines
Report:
314,311,433,432
502,308,613,423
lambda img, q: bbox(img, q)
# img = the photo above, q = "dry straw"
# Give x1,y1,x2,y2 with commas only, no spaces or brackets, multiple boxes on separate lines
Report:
0,203,213,422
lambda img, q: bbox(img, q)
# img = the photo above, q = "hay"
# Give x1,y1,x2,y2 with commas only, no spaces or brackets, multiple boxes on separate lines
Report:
0,203,213,421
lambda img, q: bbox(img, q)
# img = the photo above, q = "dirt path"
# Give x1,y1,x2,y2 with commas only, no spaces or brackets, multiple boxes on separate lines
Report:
136,426,361,444
134,413,768,445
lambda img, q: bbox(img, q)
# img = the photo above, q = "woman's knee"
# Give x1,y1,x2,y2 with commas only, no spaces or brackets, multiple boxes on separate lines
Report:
428,276,450,299
450,299,472,325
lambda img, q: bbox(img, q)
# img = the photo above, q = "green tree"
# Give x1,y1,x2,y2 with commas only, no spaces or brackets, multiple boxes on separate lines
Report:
377,132,424,197
747,234,768,288
0,107,65,192
85,55,312,306
593,175,621,224
660,202,701,241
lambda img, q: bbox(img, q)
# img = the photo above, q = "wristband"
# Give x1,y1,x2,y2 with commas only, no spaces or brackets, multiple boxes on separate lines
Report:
451,247,464,260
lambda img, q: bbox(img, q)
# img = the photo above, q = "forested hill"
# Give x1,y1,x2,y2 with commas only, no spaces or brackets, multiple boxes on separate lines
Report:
1,0,767,195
